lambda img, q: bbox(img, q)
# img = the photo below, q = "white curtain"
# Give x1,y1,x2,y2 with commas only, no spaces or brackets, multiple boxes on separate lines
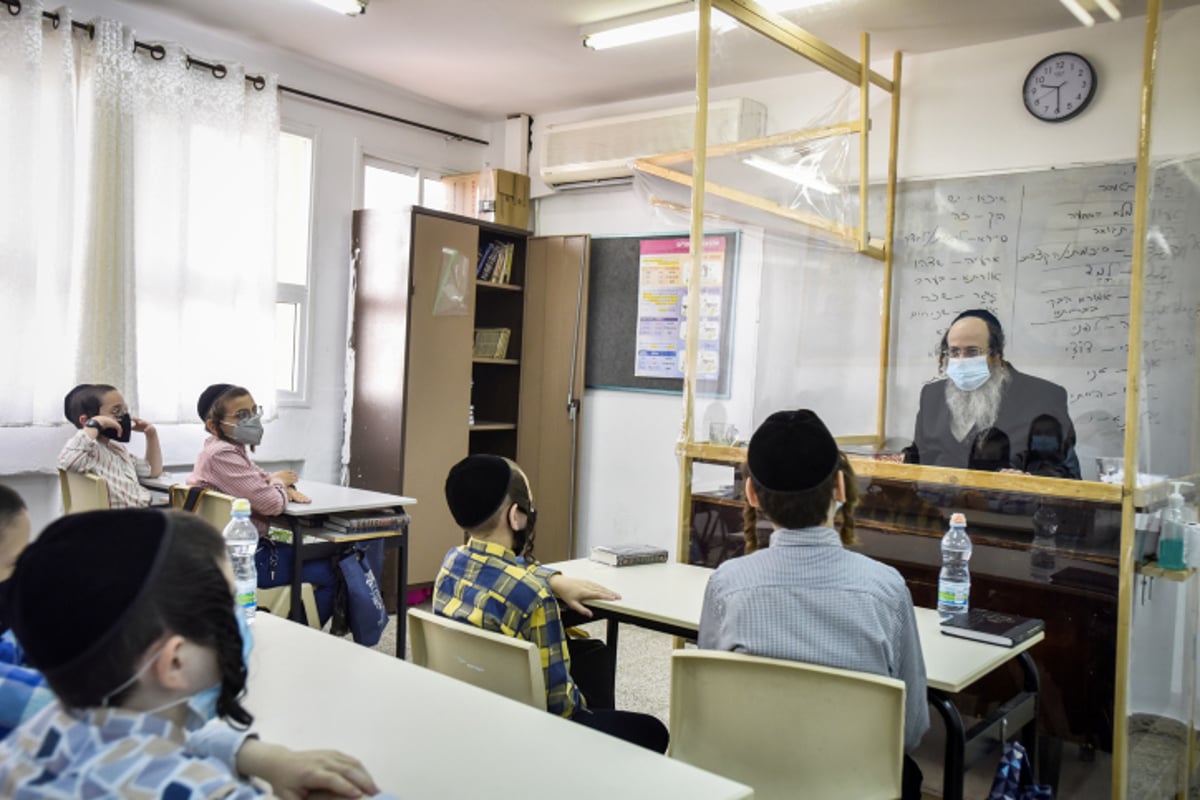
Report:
0,1,279,425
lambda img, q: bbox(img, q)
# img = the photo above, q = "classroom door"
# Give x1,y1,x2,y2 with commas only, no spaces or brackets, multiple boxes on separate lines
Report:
520,235,590,561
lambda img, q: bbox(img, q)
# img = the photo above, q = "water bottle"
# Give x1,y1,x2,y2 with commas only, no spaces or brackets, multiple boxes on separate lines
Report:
224,498,258,624
938,512,972,620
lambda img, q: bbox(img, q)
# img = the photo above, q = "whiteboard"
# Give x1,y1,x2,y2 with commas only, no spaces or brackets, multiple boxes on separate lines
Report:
883,158,1200,480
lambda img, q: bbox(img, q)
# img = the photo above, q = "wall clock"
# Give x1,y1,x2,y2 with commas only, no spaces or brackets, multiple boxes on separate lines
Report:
1023,52,1096,123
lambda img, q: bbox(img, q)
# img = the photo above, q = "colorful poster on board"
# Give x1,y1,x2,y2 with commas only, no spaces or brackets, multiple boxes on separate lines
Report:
634,236,725,380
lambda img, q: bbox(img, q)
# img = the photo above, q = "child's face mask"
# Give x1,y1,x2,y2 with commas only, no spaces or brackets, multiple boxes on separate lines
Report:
222,414,264,447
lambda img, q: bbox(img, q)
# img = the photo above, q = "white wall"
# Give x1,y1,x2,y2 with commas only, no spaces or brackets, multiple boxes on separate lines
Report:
533,8,1200,716
0,0,492,533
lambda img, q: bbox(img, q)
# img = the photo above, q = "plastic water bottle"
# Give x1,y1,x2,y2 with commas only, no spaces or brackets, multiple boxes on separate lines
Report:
224,498,258,624
938,512,972,620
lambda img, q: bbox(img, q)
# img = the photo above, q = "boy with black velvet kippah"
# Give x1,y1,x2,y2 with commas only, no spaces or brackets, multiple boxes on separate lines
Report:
698,409,929,800
435,453,669,753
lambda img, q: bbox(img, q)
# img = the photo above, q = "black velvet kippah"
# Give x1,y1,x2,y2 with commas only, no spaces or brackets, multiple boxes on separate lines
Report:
747,409,839,493
445,454,512,529
951,308,1002,331
8,509,171,675
197,383,235,422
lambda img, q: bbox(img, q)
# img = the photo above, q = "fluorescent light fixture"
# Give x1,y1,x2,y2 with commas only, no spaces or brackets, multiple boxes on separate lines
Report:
309,0,367,15
1094,0,1122,20
742,154,839,195
583,0,827,51
1058,0,1095,27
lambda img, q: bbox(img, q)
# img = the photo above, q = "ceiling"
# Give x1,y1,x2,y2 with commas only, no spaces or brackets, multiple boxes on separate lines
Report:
121,0,1158,118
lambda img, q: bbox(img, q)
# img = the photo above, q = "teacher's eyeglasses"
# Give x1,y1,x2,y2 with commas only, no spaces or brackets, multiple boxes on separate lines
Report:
944,347,988,359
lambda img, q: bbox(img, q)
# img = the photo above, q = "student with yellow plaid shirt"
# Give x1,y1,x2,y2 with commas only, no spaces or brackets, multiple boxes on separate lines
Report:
435,454,669,752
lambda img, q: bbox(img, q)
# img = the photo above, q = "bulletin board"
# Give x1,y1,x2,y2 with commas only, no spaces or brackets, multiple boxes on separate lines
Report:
585,231,739,395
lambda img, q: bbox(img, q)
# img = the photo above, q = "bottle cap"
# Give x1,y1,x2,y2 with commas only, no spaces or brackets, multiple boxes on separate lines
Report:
232,498,252,515
950,512,967,526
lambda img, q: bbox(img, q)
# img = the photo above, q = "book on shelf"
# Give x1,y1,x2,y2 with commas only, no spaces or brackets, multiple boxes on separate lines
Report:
478,242,502,281
473,328,511,359
326,512,407,532
476,242,496,279
494,243,514,284
589,544,669,567
939,608,1044,647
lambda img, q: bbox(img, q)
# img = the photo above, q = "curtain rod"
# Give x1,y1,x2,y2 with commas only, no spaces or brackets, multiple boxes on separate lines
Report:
3,0,489,145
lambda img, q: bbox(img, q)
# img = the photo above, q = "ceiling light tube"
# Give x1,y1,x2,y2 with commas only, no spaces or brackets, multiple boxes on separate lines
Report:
308,0,367,16
583,0,817,50
1058,0,1095,27
1094,0,1122,20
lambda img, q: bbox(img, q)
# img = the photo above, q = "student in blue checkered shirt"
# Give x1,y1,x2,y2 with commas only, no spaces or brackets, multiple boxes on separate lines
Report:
0,485,55,739
436,454,669,752
0,507,385,798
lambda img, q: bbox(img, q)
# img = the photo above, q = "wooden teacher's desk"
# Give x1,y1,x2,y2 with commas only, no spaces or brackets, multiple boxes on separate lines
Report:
245,613,755,800
546,558,1044,800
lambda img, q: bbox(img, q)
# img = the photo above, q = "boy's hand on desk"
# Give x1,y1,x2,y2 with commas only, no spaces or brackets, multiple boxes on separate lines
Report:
547,574,621,617
286,486,311,504
237,740,380,798
273,470,300,486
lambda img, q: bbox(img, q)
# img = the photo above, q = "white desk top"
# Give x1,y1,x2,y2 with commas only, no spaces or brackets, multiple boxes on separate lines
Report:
244,613,753,800
545,558,1044,695
139,473,415,515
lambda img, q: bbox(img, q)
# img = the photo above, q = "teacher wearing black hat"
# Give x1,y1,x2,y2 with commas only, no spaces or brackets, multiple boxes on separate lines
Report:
698,409,929,800
904,309,1081,479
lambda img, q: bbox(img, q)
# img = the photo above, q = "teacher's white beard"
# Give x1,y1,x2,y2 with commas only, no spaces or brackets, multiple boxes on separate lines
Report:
945,364,1011,443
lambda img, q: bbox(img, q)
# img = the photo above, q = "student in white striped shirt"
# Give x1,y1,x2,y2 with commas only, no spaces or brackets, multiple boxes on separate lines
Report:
57,384,163,508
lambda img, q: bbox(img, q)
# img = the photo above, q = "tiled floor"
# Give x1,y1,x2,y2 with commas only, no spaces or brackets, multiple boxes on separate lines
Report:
363,611,1120,798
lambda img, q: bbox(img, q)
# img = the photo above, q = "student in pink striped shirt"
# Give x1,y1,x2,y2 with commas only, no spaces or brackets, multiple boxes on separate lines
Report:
188,384,337,624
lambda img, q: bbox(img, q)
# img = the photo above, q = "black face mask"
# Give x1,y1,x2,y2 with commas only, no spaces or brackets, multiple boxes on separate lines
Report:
93,412,133,443
511,505,538,560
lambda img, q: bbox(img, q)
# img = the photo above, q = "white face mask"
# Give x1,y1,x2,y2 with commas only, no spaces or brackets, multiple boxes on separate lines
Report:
100,644,220,730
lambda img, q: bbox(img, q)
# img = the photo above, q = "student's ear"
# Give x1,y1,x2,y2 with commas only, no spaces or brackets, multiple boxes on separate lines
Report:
744,477,761,509
149,635,191,693
204,418,217,436
77,414,90,429
506,502,523,531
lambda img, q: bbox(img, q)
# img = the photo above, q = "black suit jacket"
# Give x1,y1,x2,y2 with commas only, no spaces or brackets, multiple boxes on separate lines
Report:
905,366,1081,479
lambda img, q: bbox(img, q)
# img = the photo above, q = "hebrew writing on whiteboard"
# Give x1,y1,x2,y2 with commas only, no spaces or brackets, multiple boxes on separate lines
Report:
887,159,1200,481
902,308,1081,479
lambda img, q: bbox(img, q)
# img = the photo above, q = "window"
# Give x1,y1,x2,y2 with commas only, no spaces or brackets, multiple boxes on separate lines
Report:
275,129,314,402
362,156,446,212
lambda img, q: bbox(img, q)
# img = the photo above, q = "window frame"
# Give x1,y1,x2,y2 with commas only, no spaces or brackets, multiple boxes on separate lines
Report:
275,122,318,407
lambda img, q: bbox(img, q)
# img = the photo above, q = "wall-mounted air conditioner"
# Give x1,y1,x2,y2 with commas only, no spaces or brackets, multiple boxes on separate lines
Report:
540,98,766,188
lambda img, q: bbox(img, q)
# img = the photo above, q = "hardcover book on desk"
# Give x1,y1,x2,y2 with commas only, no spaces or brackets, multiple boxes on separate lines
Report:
590,544,669,567
940,609,1045,647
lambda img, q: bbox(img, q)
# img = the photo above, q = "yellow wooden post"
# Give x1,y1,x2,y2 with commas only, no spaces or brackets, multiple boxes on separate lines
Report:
1113,0,1161,794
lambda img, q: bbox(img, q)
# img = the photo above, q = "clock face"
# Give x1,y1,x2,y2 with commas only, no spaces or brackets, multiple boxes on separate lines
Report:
1023,52,1096,122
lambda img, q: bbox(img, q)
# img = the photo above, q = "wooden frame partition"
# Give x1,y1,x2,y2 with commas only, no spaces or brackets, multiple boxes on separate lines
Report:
672,0,903,559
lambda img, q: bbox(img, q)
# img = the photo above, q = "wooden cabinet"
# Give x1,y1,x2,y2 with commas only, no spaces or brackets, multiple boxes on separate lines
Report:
348,207,589,585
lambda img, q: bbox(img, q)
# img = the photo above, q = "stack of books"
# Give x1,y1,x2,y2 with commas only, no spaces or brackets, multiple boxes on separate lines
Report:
325,511,409,534
473,328,511,359
476,241,516,284
589,544,669,567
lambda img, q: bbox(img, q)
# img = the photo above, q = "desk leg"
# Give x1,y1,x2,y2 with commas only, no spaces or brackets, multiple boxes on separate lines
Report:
605,617,620,686
928,690,966,800
288,522,304,622
395,535,408,659
1017,651,1041,782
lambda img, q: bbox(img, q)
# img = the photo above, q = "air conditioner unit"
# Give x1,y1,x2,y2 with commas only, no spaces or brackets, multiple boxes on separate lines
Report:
540,98,767,188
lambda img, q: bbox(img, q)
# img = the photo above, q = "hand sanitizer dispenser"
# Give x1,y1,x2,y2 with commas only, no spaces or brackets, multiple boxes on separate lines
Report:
1158,481,1194,571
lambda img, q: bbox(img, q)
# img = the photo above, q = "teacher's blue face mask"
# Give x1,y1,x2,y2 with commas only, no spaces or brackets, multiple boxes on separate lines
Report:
946,356,991,391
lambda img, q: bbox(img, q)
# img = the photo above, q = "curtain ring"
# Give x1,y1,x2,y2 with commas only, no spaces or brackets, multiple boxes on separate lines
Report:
212,64,227,79
47,11,61,28
150,43,165,60
85,21,94,39
7,0,22,17
249,75,266,92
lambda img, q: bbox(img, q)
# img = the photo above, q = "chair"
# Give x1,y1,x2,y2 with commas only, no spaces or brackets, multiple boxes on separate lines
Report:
408,608,546,710
668,650,906,800
58,469,111,513
169,485,320,628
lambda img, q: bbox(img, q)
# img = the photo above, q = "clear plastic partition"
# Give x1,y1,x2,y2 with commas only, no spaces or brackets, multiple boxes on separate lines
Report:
637,0,893,453
1124,3,1200,797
